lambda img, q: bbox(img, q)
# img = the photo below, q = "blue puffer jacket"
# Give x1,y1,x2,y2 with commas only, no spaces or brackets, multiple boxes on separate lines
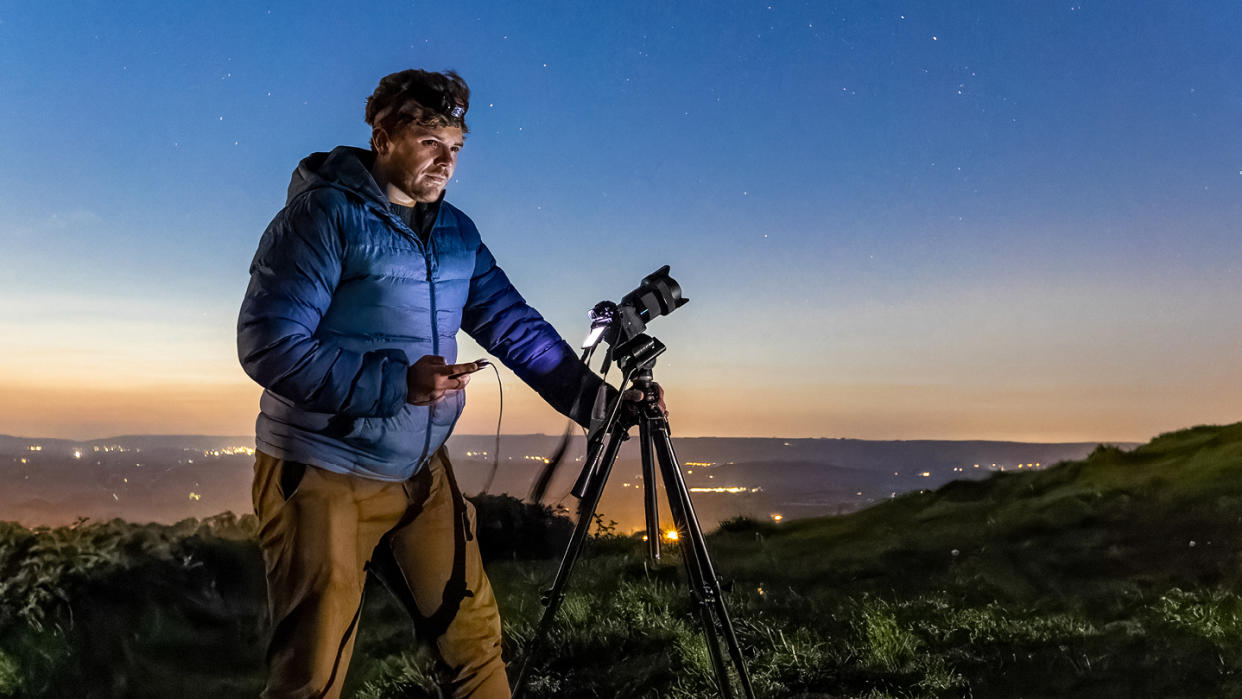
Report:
238,146,602,481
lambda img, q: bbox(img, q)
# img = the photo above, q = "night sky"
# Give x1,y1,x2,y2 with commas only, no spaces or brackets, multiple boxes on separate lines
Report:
1,1,1239,441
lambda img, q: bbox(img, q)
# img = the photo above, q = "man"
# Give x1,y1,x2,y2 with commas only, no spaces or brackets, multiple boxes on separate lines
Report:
237,69,609,699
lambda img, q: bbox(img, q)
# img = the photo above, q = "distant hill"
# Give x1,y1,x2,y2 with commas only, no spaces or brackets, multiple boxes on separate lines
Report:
0,432,1121,530
449,433,1135,531
720,420,1242,595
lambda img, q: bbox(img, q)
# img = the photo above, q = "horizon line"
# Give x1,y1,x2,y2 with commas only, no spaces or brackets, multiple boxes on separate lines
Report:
0,430,1159,446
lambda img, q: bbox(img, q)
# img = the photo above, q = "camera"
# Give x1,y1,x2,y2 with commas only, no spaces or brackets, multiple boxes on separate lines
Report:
582,265,688,352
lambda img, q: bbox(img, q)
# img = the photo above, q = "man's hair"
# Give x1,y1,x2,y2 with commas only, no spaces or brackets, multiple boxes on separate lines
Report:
365,69,470,149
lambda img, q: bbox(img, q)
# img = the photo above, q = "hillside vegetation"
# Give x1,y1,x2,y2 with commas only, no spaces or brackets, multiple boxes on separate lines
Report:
2,422,1240,698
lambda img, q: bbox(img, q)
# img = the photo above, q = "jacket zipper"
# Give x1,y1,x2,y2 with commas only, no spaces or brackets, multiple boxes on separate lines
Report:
422,235,437,465
377,203,439,470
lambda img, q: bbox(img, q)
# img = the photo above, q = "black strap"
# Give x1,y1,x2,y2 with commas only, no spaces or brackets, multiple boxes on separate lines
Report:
369,451,473,642
419,453,474,639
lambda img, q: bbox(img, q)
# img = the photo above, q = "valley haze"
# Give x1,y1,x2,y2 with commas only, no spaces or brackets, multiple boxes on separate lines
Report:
0,432,1129,532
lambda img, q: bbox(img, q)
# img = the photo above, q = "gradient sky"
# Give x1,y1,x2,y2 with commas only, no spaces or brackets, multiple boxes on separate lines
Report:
1,1,1239,442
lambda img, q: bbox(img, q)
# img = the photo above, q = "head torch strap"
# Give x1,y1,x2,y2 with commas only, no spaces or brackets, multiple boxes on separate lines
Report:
373,93,467,128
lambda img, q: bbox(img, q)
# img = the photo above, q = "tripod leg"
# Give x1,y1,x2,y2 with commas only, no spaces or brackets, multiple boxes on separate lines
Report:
512,420,629,697
651,431,734,699
570,424,609,499
638,419,661,561
650,415,756,699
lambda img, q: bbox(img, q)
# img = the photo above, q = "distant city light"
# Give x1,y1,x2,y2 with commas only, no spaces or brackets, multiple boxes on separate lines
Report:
201,446,256,457
72,450,81,459
770,513,783,522
664,529,679,541
188,492,202,501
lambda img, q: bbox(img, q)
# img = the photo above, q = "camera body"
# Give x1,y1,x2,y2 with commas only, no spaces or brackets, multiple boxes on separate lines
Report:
584,265,688,357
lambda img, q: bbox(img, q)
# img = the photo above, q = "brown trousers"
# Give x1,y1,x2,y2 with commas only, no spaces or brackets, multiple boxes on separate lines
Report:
252,448,510,699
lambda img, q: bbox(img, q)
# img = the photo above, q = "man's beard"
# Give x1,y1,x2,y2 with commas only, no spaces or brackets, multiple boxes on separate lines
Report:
401,172,446,203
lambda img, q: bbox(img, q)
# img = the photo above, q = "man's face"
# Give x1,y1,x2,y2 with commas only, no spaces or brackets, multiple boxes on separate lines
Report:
377,122,463,203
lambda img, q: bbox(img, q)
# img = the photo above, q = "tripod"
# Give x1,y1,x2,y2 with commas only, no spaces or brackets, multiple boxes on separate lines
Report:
513,362,756,698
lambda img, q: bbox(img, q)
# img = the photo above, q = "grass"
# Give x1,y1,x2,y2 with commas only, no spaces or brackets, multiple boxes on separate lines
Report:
2,421,1241,697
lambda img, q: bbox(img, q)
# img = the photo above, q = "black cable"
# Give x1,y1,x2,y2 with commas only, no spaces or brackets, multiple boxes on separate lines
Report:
479,362,503,495
529,343,612,506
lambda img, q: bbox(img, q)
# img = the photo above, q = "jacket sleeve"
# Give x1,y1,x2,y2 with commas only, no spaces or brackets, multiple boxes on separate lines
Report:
461,241,610,428
237,191,409,417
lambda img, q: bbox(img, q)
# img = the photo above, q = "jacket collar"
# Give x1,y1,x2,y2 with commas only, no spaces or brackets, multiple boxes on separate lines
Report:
286,146,389,209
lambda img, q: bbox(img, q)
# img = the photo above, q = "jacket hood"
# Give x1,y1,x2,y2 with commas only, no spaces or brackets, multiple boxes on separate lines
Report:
286,146,388,208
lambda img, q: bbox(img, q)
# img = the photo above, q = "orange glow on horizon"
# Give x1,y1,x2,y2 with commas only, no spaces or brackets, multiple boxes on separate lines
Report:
2,374,1239,444
1,368,1238,443
0,381,262,439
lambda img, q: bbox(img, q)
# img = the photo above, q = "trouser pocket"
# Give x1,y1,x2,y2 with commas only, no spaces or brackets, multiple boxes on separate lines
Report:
279,461,308,501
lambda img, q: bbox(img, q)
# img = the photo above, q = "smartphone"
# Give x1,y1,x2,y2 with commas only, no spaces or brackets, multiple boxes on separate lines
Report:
450,358,491,379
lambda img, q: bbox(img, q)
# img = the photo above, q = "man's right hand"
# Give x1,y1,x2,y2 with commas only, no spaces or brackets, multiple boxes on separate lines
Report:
407,355,478,405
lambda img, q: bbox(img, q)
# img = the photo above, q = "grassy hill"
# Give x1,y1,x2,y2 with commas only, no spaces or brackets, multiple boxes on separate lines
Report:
2,422,1240,698
699,421,1242,697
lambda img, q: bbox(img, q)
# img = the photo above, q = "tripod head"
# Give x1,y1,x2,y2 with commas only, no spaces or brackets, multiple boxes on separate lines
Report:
614,333,666,376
